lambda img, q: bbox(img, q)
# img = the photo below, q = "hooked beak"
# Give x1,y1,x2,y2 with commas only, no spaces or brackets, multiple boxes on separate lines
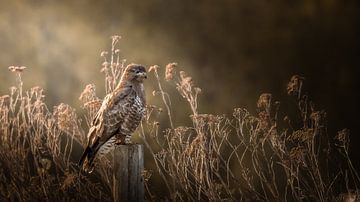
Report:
137,72,147,79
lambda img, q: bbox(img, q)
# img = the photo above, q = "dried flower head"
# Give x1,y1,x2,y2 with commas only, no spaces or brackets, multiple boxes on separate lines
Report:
53,103,79,134
192,114,222,125
194,87,202,94
233,108,249,120
165,62,177,81
310,111,326,128
0,95,10,106
102,61,109,67
289,146,305,163
257,93,272,110
8,66,27,73
30,86,44,99
100,62,110,73
177,71,194,97
79,84,98,103
111,35,121,41
288,129,314,142
258,111,271,131
179,71,193,84
83,100,102,110
174,126,191,135
148,65,160,73
100,51,108,57
106,75,113,83
335,128,350,148
287,75,305,97
9,86,17,95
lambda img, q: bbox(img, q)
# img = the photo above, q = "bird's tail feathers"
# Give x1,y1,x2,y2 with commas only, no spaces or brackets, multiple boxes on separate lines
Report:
78,147,95,173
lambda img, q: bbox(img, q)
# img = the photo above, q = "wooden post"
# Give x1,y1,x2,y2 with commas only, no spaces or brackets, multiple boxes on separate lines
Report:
113,144,144,202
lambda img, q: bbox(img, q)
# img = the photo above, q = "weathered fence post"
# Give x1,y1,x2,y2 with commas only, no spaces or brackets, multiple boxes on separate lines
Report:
113,144,144,202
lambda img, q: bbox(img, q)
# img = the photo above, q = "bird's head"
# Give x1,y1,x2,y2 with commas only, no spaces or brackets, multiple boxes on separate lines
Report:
123,64,147,83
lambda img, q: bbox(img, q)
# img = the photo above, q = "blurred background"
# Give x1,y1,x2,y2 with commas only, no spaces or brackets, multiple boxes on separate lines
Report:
0,0,359,167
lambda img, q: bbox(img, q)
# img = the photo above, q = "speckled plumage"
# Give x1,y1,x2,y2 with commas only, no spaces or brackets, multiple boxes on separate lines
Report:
78,64,147,172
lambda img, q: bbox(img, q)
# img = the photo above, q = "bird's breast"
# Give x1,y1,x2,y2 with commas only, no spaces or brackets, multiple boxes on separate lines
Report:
107,94,145,134
133,95,146,115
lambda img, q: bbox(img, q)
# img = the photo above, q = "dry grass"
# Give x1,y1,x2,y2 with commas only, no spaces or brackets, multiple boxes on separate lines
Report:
0,70,111,200
0,36,359,201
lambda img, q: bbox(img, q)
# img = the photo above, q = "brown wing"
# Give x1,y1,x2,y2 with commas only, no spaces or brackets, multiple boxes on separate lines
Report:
78,85,133,171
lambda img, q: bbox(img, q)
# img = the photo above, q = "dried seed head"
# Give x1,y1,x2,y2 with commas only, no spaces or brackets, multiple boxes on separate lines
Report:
310,111,326,127
0,95,10,100
101,62,110,73
100,51,108,57
0,95,10,105
258,111,271,130
336,129,349,142
102,61,109,67
30,86,44,100
192,114,222,125
111,35,121,41
165,62,177,81
174,126,191,135
31,86,43,94
53,103,79,134
257,93,272,109
148,65,160,73
9,86,17,95
8,65,27,73
289,146,305,163
335,128,350,147
178,71,194,95
288,129,314,142
79,84,98,103
194,87,202,94
287,75,305,97
83,100,102,109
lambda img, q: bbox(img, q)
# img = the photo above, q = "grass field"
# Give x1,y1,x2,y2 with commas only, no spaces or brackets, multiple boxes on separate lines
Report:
0,36,359,201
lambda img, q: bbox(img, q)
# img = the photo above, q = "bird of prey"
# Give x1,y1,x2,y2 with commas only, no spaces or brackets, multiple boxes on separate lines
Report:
78,64,147,172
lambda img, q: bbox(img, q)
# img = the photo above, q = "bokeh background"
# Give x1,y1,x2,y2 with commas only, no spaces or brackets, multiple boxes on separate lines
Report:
1,0,359,167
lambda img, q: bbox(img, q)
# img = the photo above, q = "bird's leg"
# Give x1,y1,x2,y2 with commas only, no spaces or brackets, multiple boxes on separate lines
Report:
124,134,132,145
115,135,126,145
115,133,133,145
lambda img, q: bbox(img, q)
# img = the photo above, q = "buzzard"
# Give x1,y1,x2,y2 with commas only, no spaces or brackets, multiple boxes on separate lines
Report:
78,64,147,172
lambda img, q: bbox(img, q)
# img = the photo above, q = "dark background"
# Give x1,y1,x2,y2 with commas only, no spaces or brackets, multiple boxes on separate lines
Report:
1,0,359,167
